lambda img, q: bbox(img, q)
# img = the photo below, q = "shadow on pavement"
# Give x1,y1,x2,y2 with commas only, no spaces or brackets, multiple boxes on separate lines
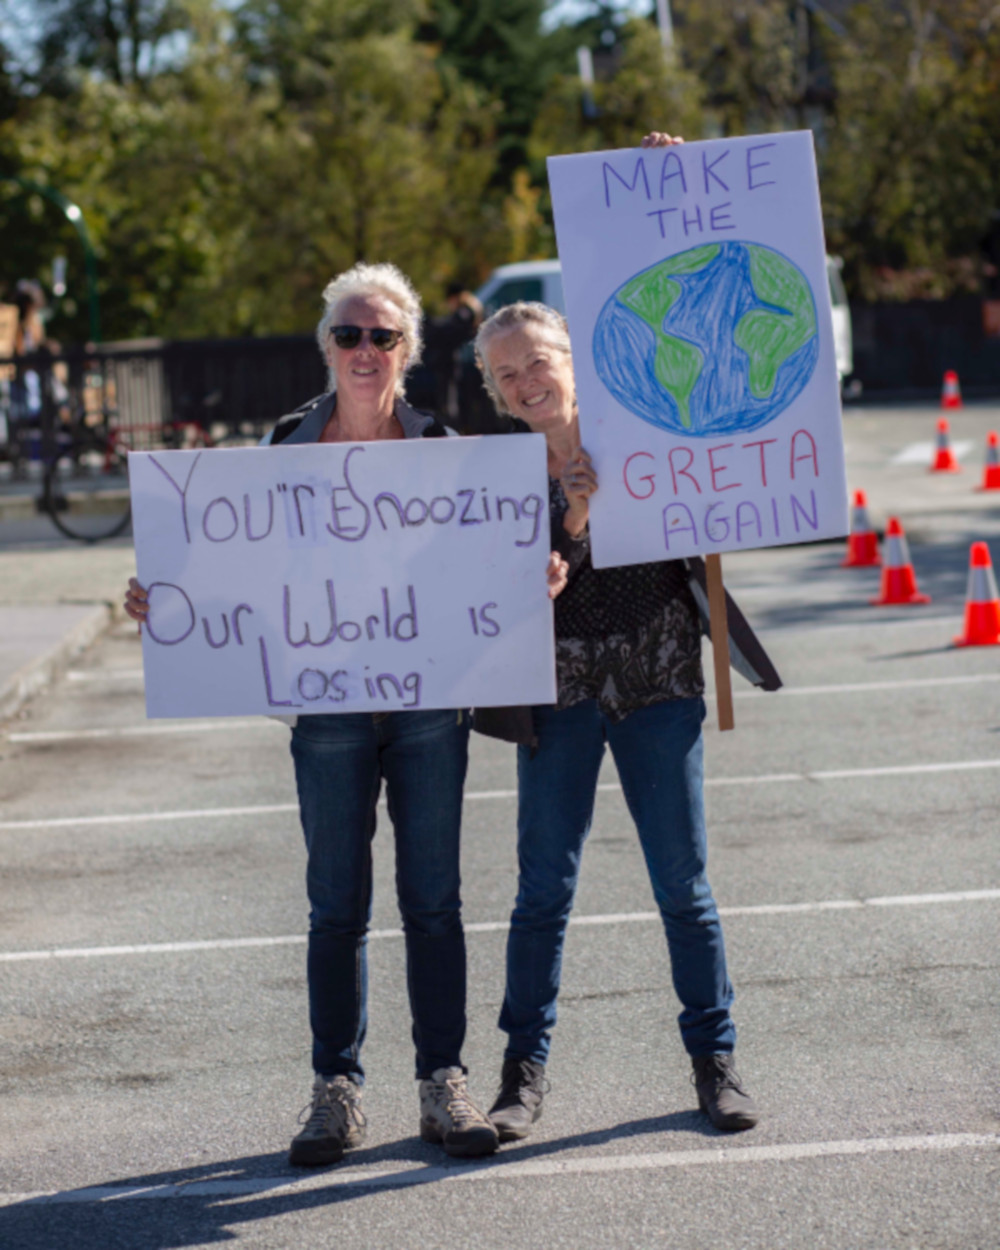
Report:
0,1112,716,1248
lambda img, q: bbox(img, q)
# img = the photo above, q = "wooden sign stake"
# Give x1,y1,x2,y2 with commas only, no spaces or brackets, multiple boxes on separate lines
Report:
705,553,735,732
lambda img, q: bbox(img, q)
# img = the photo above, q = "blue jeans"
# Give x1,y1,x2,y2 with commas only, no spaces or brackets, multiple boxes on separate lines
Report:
290,709,470,1082
500,696,736,1063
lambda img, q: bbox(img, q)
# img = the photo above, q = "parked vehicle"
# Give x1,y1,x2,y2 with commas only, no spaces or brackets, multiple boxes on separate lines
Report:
476,255,854,385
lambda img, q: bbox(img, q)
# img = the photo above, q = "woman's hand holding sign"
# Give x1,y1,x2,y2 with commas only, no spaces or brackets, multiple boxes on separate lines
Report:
559,448,598,539
640,132,685,148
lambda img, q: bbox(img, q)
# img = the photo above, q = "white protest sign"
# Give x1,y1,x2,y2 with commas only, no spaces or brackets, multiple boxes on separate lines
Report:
547,131,848,568
130,435,556,718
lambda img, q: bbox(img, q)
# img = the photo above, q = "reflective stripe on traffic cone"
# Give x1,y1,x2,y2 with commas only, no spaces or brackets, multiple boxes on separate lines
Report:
976,431,1000,492
870,517,931,606
941,369,962,410
953,542,1000,647
841,489,880,566
930,417,961,473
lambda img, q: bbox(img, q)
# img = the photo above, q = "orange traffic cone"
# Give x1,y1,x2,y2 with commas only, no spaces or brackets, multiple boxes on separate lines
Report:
871,517,931,606
930,417,961,473
953,543,1000,646
941,369,962,410
975,431,1000,492
841,489,880,567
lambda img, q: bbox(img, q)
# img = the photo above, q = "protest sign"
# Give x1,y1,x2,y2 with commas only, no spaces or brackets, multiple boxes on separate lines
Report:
548,131,849,569
130,434,556,718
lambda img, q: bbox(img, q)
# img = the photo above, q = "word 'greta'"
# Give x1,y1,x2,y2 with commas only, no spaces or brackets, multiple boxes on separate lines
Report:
149,447,544,550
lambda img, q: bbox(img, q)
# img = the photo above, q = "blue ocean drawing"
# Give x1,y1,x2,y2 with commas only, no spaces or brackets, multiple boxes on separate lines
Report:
592,240,820,437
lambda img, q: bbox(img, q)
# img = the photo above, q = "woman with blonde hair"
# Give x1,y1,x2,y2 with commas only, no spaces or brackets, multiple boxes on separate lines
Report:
473,135,762,1140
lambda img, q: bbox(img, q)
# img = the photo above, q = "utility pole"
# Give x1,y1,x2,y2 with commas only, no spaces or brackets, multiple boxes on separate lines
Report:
655,0,674,52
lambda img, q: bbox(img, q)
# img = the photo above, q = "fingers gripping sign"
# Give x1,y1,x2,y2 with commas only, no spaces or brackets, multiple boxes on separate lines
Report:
559,448,598,538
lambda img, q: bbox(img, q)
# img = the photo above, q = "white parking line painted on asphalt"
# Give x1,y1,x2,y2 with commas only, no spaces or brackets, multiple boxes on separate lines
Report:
891,439,973,465
2,1133,994,1206
0,803,300,830
67,669,145,682
724,673,1000,699
11,672,1000,742
2,757,999,830
6,718,282,743
2,889,997,963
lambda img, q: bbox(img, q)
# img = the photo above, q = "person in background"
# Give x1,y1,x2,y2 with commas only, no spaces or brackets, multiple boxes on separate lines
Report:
421,283,484,426
473,131,760,1143
125,261,568,1168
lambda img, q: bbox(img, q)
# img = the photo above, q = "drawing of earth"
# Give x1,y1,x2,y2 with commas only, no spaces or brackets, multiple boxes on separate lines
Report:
592,240,819,437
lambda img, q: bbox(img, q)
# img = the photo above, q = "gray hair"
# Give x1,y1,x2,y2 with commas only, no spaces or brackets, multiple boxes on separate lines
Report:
474,301,573,412
317,262,424,395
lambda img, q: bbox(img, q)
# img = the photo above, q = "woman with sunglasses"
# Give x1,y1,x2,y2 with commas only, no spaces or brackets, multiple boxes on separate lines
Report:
125,262,567,1168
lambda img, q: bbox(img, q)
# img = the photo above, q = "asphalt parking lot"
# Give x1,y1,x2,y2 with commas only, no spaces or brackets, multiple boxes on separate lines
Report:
0,402,997,1249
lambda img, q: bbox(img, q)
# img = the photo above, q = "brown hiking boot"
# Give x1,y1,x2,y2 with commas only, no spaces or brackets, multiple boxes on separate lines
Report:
488,1057,548,1142
419,1067,499,1158
289,1073,366,1166
692,1053,759,1131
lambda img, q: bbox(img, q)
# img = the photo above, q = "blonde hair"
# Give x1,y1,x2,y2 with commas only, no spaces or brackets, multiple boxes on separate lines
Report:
317,262,424,395
474,301,573,412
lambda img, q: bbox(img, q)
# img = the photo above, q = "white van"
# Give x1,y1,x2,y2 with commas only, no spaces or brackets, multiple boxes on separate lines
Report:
476,255,853,384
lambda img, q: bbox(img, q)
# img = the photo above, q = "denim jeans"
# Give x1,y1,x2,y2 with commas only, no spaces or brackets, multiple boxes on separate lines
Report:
500,696,736,1063
290,709,470,1082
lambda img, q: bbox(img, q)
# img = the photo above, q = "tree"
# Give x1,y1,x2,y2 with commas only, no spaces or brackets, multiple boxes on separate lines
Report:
17,0,186,90
418,0,575,183
0,0,509,339
819,0,1000,298
531,18,705,160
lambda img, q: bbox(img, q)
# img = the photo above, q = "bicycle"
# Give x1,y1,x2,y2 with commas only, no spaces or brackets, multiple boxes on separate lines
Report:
0,348,268,542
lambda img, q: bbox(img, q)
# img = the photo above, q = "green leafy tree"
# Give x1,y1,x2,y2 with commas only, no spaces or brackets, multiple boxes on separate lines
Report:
820,0,1000,298
16,0,186,90
1,0,507,339
419,0,575,183
531,19,705,161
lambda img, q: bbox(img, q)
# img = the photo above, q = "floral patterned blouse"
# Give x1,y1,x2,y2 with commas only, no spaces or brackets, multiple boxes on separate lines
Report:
550,478,704,722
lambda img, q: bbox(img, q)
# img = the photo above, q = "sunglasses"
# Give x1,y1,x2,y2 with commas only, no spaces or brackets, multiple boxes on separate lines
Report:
330,325,404,352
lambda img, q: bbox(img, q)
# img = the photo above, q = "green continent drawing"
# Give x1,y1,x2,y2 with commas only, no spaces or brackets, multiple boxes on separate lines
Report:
734,245,817,399
618,246,719,429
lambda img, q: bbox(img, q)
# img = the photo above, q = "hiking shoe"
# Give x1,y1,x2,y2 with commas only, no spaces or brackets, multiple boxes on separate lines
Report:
488,1057,548,1142
419,1067,499,1158
289,1073,366,1166
692,1053,759,1131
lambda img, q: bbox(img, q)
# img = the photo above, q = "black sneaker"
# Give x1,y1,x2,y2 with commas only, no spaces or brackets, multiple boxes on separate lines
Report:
691,1053,759,1131
289,1074,366,1166
488,1057,548,1142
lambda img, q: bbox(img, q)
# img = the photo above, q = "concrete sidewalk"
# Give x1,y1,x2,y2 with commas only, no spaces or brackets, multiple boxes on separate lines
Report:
0,542,136,722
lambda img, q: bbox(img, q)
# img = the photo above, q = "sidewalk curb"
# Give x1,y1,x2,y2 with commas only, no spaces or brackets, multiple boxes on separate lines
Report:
0,603,114,723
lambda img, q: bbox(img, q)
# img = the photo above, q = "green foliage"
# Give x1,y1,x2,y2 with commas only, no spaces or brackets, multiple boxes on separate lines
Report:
418,0,573,181
531,18,705,157
21,0,187,90
818,0,1000,299
1,0,998,342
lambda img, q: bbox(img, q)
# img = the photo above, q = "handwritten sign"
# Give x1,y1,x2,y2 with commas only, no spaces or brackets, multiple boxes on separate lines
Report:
130,435,556,718
548,130,848,568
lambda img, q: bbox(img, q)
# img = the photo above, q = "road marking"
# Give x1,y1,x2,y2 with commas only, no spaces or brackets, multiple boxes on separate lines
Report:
2,1133,994,1206
723,673,1000,699
6,718,282,743
9,672,1000,741
891,439,973,465
2,889,996,963
2,757,999,831
67,669,145,682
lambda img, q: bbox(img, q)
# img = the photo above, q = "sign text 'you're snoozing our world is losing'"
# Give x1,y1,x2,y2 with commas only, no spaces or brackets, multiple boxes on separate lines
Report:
130,436,557,719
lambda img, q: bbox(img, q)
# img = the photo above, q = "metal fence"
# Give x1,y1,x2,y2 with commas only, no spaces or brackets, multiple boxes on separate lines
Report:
0,336,330,468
